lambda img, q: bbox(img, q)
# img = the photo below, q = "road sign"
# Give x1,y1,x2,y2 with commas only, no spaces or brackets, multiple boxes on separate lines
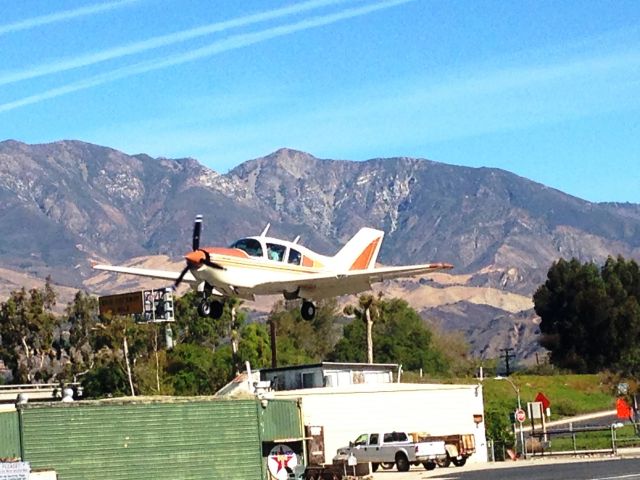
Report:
99,288,174,323
535,391,551,410
99,291,144,316
515,408,526,423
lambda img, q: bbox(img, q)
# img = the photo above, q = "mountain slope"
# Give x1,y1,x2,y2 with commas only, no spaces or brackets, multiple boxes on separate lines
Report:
1,140,639,361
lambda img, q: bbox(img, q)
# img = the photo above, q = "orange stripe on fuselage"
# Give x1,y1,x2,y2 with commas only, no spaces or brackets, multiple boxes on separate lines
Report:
350,237,380,270
207,247,249,258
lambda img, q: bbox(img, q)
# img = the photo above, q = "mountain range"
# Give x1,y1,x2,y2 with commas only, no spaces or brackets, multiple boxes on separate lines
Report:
1,139,639,362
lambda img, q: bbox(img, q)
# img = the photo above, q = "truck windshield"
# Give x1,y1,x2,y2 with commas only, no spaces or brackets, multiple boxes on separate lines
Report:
353,434,368,446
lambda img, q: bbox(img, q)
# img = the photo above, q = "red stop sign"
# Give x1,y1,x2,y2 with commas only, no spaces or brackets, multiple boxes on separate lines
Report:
515,408,526,423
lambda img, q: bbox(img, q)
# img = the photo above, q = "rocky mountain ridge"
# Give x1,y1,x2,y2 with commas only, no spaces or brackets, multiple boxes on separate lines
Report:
1,139,639,361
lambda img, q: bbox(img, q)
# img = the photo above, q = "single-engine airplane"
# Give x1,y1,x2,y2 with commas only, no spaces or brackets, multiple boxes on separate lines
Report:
93,215,453,320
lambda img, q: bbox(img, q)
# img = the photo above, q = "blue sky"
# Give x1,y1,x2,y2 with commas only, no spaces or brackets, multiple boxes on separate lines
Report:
1,0,639,203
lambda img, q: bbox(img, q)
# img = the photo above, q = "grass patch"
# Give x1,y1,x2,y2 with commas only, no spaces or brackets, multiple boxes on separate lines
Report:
482,374,614,417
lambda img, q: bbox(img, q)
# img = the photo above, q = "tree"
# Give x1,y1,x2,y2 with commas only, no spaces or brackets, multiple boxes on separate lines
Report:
343,293,382,364
173,291,225,348
330,297,447,375
534,256,640,375
264,299,341,367
63,291,100,382
427,324,474,377
238,322,272,370
0,280,60,382
167,343,231,395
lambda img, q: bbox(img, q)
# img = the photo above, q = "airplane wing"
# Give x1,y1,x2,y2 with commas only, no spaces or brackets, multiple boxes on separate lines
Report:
92,264,199,285
247,263,453,299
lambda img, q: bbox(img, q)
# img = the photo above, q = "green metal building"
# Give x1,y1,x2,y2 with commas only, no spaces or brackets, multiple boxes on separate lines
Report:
0,396,305,479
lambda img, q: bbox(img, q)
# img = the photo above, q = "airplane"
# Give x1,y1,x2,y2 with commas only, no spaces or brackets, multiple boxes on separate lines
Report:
93,215,453,320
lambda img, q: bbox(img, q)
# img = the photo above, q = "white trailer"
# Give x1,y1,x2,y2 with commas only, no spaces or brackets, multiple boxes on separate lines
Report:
272,382,488,465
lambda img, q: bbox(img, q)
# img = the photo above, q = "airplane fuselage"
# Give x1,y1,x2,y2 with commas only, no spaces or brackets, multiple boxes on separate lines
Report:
191,245,327,299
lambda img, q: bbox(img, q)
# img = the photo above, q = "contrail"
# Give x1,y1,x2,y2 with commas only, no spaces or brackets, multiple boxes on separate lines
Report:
0,0,415,113
0,0,140,36
0,0,350,87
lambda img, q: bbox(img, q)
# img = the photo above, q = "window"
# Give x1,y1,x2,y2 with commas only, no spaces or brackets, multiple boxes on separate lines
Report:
266,243,286,262
393,432,408,442
353,434,368,446
288,248,302,265
368,434,379,446
230,238,263,257
384,432,407,443
302,372,315,388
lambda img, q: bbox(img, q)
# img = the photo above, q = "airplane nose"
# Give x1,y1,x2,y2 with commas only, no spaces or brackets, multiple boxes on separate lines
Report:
185,250,205,265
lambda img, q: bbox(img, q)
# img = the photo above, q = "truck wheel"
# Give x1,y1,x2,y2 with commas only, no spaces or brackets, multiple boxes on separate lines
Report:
452,457,467,467
437,456,451,468
423,461,436,471
371,463,379,472
380,462,394,470
395,453,410,472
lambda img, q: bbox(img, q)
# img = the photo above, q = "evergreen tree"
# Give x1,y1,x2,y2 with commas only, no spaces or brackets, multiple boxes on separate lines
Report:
535,256,640,375
0,280,59,382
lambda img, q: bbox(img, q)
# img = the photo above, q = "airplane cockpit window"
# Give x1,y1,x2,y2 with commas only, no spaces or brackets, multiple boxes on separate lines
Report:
266,243,286,262
288,248,302,265
230,238,263,257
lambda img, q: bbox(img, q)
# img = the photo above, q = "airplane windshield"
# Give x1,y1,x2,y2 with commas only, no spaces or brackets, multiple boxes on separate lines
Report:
230,238,263,257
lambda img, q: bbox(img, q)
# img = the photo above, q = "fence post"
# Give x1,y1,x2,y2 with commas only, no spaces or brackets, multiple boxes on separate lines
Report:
611,424,617,455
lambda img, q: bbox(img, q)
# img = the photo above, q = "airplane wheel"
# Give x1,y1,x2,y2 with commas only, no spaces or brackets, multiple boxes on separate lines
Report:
301,301,316,321
197,300,211,317
210,300,224,319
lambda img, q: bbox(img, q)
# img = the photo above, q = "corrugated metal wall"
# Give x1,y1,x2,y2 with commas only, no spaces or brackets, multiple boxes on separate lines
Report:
0,411,20,459
260,398,302,441
19,398,296,480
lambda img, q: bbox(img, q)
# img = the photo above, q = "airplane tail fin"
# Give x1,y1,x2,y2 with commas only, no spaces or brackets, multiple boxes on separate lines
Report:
332,228,384,271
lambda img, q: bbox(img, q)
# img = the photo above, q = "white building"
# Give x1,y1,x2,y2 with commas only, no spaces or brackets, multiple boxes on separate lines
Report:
271,382,487,465
260,362,397,390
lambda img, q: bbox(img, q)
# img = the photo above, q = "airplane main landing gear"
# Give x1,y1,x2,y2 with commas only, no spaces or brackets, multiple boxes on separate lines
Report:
197,299,211,317
197,299,224,319
301,300,316,321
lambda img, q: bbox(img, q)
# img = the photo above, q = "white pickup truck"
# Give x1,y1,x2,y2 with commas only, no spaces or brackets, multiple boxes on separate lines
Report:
334,431,446,472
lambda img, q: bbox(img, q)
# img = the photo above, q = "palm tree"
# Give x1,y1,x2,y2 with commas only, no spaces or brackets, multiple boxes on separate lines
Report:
226,297,244,375
343,292,383,364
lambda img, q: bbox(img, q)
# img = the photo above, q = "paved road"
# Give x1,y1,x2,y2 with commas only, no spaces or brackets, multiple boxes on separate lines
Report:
372,457,640,480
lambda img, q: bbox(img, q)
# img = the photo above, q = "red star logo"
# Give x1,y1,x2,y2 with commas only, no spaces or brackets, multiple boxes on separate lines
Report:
274,446,294,472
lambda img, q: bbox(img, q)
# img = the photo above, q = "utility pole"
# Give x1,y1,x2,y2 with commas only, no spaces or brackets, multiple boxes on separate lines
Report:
500,348,515,376
269,318,277,368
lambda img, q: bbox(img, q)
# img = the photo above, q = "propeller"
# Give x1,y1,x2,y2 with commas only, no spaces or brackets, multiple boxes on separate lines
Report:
192,214,202,250
174,265,189,287
174,215,224,288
